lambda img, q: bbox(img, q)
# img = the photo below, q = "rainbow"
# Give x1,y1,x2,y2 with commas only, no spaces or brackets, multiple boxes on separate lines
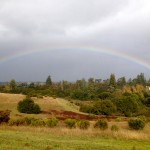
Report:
0,46,150,69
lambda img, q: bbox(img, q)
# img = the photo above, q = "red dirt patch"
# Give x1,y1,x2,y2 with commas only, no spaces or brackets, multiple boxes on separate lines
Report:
41,110,118,121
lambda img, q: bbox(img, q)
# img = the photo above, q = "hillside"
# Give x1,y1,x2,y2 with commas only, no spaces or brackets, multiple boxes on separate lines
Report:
0,93,80,119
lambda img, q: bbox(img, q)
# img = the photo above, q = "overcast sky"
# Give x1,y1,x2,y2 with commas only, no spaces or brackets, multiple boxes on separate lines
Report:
0,0,150,82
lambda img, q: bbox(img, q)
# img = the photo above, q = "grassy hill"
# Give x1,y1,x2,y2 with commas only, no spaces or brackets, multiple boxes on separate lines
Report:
0,93,80,119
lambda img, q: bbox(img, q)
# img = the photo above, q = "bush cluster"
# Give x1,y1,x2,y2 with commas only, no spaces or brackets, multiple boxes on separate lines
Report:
128,118,145,130
76,120,90,129
94,119,108,130
46,117,58,128
0,110,10,124
17,97,41,114
64,119,76,128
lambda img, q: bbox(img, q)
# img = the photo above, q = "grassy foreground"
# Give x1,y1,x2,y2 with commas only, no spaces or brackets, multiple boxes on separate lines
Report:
0,126,150,150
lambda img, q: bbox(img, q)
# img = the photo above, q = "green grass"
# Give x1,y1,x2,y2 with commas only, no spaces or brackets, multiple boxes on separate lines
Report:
0,127,150,150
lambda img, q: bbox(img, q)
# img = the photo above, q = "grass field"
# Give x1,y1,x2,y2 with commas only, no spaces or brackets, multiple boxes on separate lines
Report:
0,126,150,150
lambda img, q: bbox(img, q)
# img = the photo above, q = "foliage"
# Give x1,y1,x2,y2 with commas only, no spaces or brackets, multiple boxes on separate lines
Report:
46,117,58,128
93,100,116,115
128,118,145,130
64,119,76,128
111,125,119,131
116,95,141,117
0,110,10,123
94,119,108,130
17,97,41,114
76,120,90,129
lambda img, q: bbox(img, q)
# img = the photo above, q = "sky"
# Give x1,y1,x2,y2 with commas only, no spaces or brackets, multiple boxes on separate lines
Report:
0,0,150,82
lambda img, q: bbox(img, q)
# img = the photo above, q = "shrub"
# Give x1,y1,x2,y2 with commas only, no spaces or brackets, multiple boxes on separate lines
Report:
94,119,108,130
128,118,145,130
111,125,119,131
30,119,45,126
46,117,58,128
17,97,41,114
0,110,10,123
64,119,76,128
77,120,90,129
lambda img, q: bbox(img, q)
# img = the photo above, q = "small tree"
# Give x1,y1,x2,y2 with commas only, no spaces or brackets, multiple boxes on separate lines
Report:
17,97,41,114
10,79,17,91
46,75,52,86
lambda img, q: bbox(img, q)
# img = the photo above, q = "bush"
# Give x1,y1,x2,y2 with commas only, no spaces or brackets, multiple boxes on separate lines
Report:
17,97,41,114
111,125,119,131
30,118,45,126
128,118,145,130
77,120,90,129
94,119,108,130
46,117,58,128
64,119,76,128
0,110,10,123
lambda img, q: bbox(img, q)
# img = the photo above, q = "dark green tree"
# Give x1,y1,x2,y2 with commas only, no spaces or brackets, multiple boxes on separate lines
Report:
109,74,116,87
46,75,52,86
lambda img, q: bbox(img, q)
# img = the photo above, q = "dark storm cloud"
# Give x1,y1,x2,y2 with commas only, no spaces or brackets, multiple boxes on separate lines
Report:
0,0,150,81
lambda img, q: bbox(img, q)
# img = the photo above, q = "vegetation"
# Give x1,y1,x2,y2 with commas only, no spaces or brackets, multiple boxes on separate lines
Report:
64,119,76,128
0,110,10,124
46,117,58,128
128,118,145,130
76,120,90,129
17,97,41,114
94,119,108,130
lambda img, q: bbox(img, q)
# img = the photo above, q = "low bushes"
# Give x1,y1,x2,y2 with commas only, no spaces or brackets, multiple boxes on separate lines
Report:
94,119,108,130
76,120,90,129
64,119,76,128
46,117,58,128
0,110,10,124
128,118,145,130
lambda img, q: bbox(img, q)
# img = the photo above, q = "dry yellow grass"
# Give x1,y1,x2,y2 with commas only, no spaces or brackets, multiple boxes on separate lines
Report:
0,93,80,119
0,123,150,141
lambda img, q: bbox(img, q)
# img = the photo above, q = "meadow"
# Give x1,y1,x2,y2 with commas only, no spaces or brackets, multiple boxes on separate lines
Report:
0,93,150,150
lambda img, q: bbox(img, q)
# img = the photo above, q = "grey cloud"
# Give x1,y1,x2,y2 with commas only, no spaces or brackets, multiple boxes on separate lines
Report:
0,0,150,81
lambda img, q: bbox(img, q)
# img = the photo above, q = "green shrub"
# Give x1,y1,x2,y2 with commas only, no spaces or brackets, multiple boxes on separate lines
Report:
77,120,90,129
111,125,119,131
30,119,45,126
94,119,108,130
128,118,145,130
64,119,76,128
46,117,58,128
0,110,10,123
17,97,41,114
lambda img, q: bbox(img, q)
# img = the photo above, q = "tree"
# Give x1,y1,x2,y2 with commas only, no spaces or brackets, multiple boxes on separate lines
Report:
17,97,41,114
109,74,116,87
93,100,116,115
46,75,52,86
10,79,17,91
117,77,126,87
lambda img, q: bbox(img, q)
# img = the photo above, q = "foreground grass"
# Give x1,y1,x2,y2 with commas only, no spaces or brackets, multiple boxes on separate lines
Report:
0,126,150,150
